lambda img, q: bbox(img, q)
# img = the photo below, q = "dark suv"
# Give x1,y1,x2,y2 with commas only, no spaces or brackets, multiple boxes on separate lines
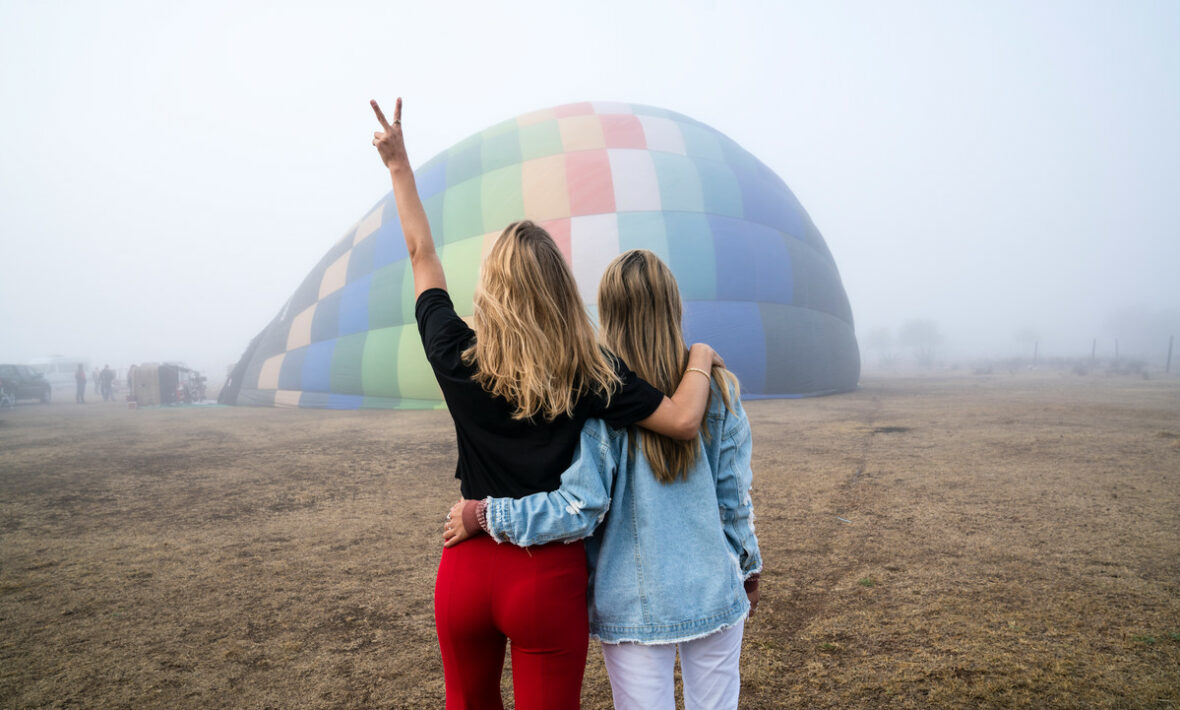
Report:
0,364,52,403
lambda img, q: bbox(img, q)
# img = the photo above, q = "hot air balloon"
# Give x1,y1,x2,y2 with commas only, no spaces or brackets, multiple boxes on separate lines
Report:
222,102,858,409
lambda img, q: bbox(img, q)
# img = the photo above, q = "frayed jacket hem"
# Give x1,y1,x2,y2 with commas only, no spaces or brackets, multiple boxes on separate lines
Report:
590,602,749,645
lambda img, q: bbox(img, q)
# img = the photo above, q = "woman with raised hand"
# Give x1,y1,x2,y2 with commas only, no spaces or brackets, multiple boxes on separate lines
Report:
371,99,723,710
445,250,763,710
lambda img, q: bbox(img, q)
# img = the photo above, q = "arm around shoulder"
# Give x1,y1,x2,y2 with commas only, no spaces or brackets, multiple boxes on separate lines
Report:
636,343,723,440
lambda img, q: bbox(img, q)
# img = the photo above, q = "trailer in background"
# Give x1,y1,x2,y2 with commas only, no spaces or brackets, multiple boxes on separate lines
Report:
129,364,206,406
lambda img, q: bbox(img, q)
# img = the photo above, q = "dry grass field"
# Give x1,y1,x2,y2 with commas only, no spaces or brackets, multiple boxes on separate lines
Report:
1,372,1177,709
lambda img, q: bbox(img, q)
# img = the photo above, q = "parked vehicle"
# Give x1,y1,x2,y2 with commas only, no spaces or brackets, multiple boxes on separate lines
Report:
0,364,52,403
28,356,89,396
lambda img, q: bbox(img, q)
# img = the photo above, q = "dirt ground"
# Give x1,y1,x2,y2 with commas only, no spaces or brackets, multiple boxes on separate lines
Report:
1,372,1177,709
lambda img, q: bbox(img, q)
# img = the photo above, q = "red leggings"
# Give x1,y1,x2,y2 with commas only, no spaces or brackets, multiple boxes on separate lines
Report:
435,535,589,710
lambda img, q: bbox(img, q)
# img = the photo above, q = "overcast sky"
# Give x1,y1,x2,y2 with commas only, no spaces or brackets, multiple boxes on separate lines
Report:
2,0,1178,378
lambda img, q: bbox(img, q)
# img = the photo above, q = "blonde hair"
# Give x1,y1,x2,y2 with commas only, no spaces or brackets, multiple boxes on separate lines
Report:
597,249,739,483
462,221,620,421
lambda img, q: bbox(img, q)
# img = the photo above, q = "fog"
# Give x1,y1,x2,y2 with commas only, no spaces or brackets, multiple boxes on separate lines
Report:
2,0,1178,382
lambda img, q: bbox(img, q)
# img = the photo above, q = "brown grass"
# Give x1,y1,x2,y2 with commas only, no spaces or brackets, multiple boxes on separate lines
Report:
1,372,1178,709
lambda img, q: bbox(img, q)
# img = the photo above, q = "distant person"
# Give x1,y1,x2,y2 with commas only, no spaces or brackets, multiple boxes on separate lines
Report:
93,367,100,395
100,365,115,401
75,364,86,404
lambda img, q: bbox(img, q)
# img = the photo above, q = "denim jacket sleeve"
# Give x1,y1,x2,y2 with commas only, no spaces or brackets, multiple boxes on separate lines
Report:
714,394,763,579
484,419,622,547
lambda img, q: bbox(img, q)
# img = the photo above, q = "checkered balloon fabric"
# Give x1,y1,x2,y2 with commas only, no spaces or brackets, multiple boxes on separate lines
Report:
232,102,859,409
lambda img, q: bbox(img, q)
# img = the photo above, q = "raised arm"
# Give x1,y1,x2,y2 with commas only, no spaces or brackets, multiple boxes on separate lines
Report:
371,98,446,297
635,343,725,441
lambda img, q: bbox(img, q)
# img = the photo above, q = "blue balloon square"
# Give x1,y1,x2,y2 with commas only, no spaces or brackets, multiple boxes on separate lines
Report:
373,216,409,268
326,393,364,410
301,339,336,393
709,216,792,305
733,167,805,238
683,301,766,393
338,275,371,337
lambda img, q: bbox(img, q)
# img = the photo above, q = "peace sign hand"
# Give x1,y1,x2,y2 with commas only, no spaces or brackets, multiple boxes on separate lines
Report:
371,98,408,170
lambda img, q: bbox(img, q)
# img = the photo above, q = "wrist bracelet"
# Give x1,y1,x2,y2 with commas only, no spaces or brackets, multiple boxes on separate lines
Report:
685,367,711,380
476,500,490,534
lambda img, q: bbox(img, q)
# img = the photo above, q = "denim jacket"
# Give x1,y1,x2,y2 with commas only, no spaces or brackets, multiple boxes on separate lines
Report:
485,380,762,644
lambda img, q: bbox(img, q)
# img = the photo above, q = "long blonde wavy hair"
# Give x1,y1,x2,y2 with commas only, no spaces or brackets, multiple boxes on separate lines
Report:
597,249,739,483
462,220,620,421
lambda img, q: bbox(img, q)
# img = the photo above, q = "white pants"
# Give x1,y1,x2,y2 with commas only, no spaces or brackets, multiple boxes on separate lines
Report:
600,619,745,710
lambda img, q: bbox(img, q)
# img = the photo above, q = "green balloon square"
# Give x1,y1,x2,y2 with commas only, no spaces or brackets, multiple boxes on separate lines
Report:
518,120,563,162
695,160,743,218
663,212,716,300
617,212,670,261
482,128,522,173
481,164,524,235
679,122,726,163
443,179,484,243
330,331,368,395
397,325,442,401
368,261,414,330
439,237,486,316
361,326,400,398
423,191,445,239
651,153,705,213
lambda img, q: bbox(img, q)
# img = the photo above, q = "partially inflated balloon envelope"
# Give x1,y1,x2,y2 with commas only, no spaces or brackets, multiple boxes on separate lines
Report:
225,102,859,409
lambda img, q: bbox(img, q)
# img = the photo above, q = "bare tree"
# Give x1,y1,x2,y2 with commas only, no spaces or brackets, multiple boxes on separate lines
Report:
899,319,942,368
863,327,897,368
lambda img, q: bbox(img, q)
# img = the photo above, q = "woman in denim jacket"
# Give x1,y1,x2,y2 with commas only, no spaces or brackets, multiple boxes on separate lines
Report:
446,250,762,710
